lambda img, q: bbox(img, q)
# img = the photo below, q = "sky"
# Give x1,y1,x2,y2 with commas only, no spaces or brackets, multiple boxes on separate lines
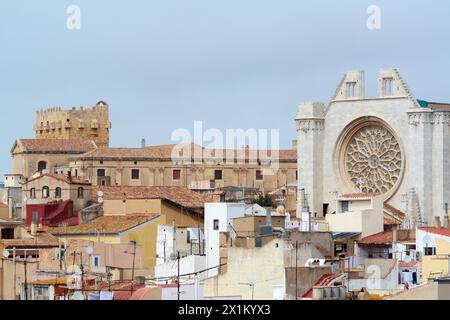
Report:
1,0,450,179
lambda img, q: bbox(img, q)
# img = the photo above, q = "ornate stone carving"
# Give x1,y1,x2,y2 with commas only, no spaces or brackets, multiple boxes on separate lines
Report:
344,125,402,195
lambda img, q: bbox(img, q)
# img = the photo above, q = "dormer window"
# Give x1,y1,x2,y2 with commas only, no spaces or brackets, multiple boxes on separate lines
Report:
346,82,357,98
383,78,394,96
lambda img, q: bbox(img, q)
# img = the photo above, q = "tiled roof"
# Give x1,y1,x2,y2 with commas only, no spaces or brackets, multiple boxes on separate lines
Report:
383,203,405,225
418,227,450,238
15,139,97,153
27,173,91,185
428,102,450,111
399,261,418,268
46,214,159,235
85,281,145,300
92,186,215,209
358,231,415,245
72,143,297,162
1,230,60,248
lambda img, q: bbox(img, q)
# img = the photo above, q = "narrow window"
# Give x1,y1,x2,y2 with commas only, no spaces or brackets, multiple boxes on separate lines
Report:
37,161,47,172
131,169,140,180
173,169,181,180
55,187,62,198
77,187,84,199
30,188,36,199
256,170,263,181
213,219,219,231
341,201,349,213
42,186,50,199
214,170,222,180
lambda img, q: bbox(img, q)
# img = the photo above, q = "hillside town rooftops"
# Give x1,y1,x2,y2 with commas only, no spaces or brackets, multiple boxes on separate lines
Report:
46,214,160,236
92,186,215,209
1,230,60,248
12,139,97,154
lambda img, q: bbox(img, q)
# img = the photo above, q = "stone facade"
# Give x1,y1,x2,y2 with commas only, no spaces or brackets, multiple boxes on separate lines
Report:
34,101,111,147
296,68,450,227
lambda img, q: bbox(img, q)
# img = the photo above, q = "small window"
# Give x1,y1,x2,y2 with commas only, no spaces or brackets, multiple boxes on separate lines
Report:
173,169,181,180
92,255,100,268
256,170,263,181
55,187,62,198
213,219,219,231
97,169,106,177
424,247,436,256
296,170,298,180
38,161,47,172
100,161,103,165
77,187,84,199
214,170,222,180
383,78,394,96
75,169,78,177
42,186,50,199
346,82,357,97
134,161,138,165
30,188,36,199
341,201,349,213
131,169,140,180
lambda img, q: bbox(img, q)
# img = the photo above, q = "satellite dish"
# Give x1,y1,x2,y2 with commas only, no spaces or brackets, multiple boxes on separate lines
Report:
2,249,9,258
404,255,412,263
97,191,104,198
86,245,93,255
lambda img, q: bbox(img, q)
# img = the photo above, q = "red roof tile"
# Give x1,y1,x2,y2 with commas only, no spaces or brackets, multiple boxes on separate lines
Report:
418,227,450,238
92,186,215,209
399,261,418,268
15,139,97,153
358,230,415,245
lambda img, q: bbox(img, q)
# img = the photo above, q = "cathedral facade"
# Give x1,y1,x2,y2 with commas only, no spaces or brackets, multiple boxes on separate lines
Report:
295,68,450,227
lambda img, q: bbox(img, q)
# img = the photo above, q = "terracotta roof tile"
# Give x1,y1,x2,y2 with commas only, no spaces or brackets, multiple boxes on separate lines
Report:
27,173,91,185
418,227,450,238
383,203,405,225
92,186,215,209
358,230,415,245
46,214,159,235
16,139,97,153
399,261,418,268
1,230,59,247
72,143,297,162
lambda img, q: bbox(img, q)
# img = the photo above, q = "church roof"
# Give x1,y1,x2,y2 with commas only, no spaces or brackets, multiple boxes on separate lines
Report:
12,139,97,154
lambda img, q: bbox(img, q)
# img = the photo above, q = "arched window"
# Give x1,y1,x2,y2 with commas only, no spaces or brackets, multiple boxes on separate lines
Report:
42,186,50,199
55,187,62,198
38,161,47,172
77,187,84,199
30,188,36,199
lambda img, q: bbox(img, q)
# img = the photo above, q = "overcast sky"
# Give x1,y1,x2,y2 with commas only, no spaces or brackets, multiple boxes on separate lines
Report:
1,0,450,179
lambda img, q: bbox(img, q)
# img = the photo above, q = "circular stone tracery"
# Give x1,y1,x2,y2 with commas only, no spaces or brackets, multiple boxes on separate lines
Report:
344,125,402,195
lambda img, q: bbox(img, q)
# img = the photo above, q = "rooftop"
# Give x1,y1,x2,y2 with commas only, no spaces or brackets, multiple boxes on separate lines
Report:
71,143,297,162
92,186,215,209
358,230,415,245
13,139,97,154
46,214,159,235
1,230,60,248
418,227,450,238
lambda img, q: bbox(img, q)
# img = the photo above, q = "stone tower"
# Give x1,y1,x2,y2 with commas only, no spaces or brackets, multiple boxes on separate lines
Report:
34,101,111,147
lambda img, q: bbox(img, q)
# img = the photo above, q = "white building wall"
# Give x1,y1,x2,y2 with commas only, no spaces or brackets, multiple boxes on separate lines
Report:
204,203,246,279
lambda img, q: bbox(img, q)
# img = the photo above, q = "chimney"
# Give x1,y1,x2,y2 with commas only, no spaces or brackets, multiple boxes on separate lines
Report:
433,216,442,228
31,211,38,236
292,139,298,150
443,215,450,229
141,138,146,148
7,190,14,219
266,207,272,227
67,170,72,183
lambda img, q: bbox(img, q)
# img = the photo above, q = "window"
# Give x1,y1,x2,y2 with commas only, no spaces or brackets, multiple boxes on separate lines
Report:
256,170,263,181
37,161,47,172
383,78,394,96
173,169,181,180
341,201,349,213
214,170,222,180
77,187,84,199
97,169,106,177
424,247,436,256
55,187,62,198
42,186,50,199
213,219,219,231
30,188,36,199
92,255,100,268
346,81,357,97
131,169,140,180
75,169,78,177
1,228,14,240
296,170,298,180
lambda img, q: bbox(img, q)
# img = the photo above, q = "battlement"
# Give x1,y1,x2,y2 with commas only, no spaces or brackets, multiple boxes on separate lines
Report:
34,101,111,147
